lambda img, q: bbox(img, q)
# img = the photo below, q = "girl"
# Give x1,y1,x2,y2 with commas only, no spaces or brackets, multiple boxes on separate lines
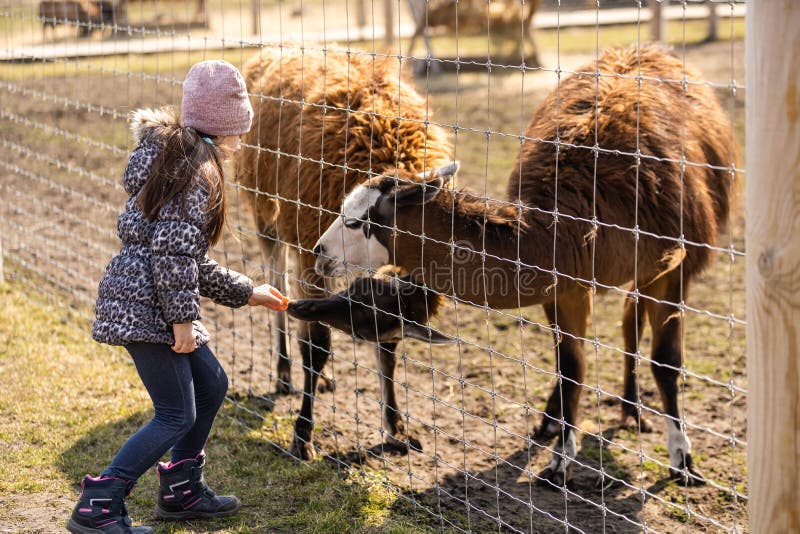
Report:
68,60,286,534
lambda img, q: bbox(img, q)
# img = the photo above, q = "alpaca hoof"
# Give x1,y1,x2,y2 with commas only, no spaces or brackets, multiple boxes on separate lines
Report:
289,436,316,461
405,436,423,452
379,435,423,455
669,456,706,487
317,375,335,393
536,465,573,490
324,450,366,466
670,468,706,486
525,53,541,69
618,409,654,433
412,58,442,77
275,380,293,395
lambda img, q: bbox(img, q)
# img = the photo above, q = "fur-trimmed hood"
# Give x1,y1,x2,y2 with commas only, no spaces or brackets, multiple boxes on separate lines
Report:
130,106,181,145
123,107,183,196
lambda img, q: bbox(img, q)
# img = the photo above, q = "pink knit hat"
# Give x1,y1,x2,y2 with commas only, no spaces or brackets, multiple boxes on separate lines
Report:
181,60,254,136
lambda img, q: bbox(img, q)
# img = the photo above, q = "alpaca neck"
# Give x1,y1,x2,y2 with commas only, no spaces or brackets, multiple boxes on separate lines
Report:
393,189,554,309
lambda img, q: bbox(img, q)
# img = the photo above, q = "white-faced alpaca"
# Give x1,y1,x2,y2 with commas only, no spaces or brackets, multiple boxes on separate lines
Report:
236,48,453,460
314,45,738,487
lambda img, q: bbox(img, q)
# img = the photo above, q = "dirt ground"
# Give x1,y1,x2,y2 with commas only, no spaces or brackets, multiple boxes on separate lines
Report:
0,39,747,533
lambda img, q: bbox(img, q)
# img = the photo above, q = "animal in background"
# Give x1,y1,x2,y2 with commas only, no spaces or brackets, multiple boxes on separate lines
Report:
38,0,115,39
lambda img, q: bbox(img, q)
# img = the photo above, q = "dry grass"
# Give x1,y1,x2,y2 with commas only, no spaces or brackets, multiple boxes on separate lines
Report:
0,274,432,533
0,32,748,533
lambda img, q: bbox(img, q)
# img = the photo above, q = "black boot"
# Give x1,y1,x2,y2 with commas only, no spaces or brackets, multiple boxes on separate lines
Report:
155,453,241,520
67,475,153,534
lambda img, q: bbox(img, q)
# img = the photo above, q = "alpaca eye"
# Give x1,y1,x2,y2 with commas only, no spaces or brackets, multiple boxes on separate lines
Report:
344,218,362,229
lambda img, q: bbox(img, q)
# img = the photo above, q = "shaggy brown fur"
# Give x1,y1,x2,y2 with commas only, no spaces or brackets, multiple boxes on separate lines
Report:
238,48,452,260
345,45,738,485
377,46,737,307
236,47,453,459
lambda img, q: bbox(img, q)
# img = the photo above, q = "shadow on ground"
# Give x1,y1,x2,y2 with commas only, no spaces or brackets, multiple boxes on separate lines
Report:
55,397,386,533
384,428,678,533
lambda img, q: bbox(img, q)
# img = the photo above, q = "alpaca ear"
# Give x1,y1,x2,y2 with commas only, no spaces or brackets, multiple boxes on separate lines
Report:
389,177,444,207
401,322,457,344
417,161,460,185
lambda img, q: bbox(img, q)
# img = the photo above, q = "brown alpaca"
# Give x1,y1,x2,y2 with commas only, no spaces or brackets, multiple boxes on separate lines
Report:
236,48,453,460
39,0,102,39
315,45,738,486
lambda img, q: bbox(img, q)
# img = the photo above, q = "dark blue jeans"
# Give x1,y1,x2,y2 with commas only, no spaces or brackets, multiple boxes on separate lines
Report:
100,342,228,481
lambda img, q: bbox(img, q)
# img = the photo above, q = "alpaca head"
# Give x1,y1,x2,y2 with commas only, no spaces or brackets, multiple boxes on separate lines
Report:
313,162,460,277
287,274,453,344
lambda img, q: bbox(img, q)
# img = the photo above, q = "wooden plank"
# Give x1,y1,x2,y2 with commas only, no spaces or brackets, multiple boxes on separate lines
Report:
746,2,800,531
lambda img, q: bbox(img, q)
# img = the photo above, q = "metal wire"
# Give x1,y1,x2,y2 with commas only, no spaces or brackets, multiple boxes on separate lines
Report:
0,1,747,532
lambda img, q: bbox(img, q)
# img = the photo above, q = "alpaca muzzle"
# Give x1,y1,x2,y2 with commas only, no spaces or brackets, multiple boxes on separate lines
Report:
287,293,455,345
313,253,346,278
287,297,346,323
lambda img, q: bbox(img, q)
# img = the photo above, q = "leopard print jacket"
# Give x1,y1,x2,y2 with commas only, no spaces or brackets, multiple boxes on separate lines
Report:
92,107,253,347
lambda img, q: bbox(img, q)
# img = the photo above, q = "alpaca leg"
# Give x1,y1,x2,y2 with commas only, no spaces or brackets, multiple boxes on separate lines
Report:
535,309,569,441
523,29,540,68
294,248,335,393
405,0,423,58
376,342,421,454
535,292,590,440
523,0,541,67
620,292,653,432
288,255,334,460
644,273,705,485
248,187,293,395
289,320,331,461
536,292,589,488
258,236,291,394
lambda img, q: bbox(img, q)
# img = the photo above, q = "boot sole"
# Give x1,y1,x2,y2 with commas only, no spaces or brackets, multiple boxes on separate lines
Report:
155,500,242,521
67,519,101,534
67,518,154,533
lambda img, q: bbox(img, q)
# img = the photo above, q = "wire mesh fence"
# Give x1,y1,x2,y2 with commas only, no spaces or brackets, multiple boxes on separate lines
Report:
1,1,747,532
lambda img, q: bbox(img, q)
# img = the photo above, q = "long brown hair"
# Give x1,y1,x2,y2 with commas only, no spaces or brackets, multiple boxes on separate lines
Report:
137,126,226,245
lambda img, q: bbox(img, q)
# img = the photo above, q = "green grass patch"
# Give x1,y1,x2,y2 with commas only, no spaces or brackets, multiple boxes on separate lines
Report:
0,274,435,533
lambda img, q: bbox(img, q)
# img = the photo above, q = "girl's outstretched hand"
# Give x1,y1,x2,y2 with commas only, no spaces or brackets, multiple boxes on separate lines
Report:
249,284,289,311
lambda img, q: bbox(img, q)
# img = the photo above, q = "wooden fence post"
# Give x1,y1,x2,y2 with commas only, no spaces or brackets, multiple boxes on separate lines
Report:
746,2,800,531
0,227,4,283
651,0,666,43
356,0,367,29
251,0,260,36
706,1,718,42
383,0,395,49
